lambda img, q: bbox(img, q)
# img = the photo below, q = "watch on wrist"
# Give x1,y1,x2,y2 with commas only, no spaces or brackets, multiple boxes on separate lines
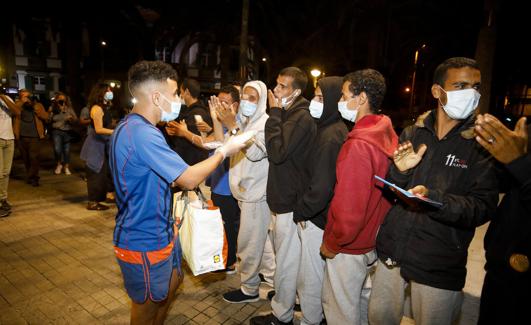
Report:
230,127,240,136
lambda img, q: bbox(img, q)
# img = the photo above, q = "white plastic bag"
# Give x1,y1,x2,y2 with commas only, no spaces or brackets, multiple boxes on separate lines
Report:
173,190,228,276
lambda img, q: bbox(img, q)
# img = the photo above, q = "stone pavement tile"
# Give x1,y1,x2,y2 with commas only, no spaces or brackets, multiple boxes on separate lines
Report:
167,314,191,324
0,308,28,325
203,306,219,318
192,312,210,324
182,306,201,319
193,301,211,313
204,319,221,325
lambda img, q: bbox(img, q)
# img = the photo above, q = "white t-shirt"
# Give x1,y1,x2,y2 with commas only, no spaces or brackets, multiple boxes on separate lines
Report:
0,97,15,140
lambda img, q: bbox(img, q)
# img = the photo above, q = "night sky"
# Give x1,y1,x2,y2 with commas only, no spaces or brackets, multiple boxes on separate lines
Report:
3,0,529,120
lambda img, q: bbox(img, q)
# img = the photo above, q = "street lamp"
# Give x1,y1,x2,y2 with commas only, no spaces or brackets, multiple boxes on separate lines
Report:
408,44,426,116
100,40,107,79
310,69,321,88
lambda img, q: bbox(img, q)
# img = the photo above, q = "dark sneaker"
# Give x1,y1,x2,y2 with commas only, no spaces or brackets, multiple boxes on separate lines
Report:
222,289,259,303
0,200,12,211
0,208,10,218
249,313,293,325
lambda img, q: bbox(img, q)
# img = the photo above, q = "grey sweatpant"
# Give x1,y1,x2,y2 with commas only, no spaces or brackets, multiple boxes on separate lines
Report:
322,250,377,325
238,200,273,296
297,221,326,325
368,262,463,325
271,212,299,322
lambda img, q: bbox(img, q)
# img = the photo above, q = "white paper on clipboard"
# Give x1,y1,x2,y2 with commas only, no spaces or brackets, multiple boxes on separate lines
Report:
374,175,443,208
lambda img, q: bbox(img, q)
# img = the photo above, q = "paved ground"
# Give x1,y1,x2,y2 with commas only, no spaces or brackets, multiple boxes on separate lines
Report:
0,141,487,324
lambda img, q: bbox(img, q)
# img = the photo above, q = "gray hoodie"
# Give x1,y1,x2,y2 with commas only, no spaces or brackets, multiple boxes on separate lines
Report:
229,80,269,202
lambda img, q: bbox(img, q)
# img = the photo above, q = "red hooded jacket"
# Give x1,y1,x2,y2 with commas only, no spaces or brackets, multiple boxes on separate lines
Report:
323,114,398,254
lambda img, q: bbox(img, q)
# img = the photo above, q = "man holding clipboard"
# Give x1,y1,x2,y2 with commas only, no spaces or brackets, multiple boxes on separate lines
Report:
369,57,499,325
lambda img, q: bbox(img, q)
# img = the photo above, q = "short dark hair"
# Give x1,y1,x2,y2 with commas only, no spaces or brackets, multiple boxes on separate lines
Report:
219,85,240,103
279,67,308,91
128,60,178,93
343,69,386,112
182,78,201,98
433,57,479,86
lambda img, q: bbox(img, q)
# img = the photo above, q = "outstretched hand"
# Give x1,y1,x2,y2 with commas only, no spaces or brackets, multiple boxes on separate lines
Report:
393,141,427,172
475,114,528,164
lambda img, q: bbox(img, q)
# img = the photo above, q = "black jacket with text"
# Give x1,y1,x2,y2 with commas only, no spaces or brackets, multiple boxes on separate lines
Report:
376,110,498,291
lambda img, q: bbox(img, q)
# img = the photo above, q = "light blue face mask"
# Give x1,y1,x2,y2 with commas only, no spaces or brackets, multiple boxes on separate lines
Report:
338,98,358,122
104,91,114,102
240,100,257,117
159,94,182,122
309,99,324,118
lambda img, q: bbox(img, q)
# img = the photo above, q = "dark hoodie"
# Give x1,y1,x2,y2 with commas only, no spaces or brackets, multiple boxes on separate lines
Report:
293,77,348,229
265,95,317,213
323,114,398,254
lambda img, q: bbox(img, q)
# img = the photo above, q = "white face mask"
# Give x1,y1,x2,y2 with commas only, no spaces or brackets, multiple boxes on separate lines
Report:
240,100,257,117
338,98,358,122
158,93,182,122
439,87,481,120
281,89,300,108
309,100,324,118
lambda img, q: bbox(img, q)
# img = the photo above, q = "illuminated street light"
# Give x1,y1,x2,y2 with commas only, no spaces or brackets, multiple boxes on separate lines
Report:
110,82,116,88
405,87,411,93
101,41,107,46
310,69,321,78
310,69,322,88
262,57,267,62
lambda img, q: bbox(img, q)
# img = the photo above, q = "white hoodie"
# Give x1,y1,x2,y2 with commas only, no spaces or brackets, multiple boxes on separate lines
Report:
229,81,269,202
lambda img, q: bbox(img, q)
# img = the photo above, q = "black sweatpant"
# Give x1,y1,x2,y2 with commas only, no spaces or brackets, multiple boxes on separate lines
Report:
211,192,240,267
86,156,113,202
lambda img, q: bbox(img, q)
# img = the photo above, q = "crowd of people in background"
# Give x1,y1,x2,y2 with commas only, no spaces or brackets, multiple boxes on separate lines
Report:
0,56,528,325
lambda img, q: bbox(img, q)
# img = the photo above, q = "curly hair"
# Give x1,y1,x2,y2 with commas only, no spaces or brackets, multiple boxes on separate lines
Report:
128,60,178,93
343,69,386,112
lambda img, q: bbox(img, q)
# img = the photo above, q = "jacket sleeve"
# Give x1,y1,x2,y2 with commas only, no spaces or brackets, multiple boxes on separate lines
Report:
265,107,314,164
387,126,415,187
323,142,373,250
506,153,531,211
426,151,499,228
293,140,341,222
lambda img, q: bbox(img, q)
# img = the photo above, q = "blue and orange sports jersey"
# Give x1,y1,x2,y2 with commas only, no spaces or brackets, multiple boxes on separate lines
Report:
110,114,189,252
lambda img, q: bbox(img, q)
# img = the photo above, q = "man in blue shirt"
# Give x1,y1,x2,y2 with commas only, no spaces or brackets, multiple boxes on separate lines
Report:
110,60,245,324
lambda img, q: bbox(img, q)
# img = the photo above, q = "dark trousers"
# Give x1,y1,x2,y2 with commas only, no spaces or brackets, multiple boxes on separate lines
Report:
17,137,41,182
211,192,240,267
478,271,529,324
86,156,113,202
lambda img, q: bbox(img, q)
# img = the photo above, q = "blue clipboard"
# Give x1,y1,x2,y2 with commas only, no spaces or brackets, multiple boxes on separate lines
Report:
374,175,443,208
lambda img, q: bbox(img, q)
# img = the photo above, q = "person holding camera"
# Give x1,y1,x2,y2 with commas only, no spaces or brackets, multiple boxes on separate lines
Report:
14,89,49,187
48,92,78,175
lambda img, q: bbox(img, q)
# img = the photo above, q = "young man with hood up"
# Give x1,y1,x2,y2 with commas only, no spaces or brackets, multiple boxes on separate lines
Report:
369,57,498,325
249,67,316,325
251,77,347,324
320,69,398,324
209,81,275,304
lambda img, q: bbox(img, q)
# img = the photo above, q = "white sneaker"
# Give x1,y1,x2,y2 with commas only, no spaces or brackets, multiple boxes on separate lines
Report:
54,164,62,175
64,167,71,175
